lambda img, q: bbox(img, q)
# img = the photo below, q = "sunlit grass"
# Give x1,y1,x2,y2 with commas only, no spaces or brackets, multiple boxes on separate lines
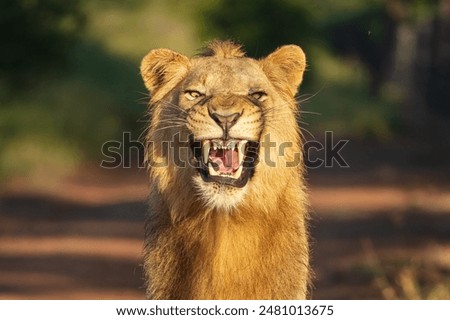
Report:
82,0,201,60
369,261,450,300
359,239,450,300
0,134,79,186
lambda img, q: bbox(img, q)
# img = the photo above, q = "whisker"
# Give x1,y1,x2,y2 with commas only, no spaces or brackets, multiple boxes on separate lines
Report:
136,98,150,104
299,126,316,140
140,98,190,117
262,100,306,117
136,90,151,97
157,116,187,121
299,110,322,116
135,91,151,105
298,120,310,126
162,106,189,115
156,119,188,125
262,105,292,117
138,127,149,141
149,124,184,135
160,100,189,114
295,86,324,104
136,112,150,121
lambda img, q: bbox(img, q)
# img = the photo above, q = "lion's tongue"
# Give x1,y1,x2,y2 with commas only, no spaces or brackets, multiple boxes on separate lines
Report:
209,149,240,174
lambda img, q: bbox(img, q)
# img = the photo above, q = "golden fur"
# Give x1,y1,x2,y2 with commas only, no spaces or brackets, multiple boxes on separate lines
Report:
140,40,310,299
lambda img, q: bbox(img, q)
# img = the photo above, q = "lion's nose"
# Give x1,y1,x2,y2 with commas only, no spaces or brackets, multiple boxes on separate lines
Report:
209,111,241,131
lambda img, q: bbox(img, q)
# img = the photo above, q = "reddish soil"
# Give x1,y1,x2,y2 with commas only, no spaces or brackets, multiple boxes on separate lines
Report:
1,143,449,299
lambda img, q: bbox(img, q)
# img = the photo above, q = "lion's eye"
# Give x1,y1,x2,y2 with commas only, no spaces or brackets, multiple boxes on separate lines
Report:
250,91,267,102
185,90,204,101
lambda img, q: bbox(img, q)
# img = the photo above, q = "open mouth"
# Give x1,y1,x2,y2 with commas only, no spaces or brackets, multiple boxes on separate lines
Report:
190,137,259,188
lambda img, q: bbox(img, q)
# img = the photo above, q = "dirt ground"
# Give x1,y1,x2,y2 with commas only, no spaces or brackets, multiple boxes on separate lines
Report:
1,141,449,299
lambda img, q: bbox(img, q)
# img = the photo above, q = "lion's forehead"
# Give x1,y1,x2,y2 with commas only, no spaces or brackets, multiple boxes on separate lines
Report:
184,57,270,93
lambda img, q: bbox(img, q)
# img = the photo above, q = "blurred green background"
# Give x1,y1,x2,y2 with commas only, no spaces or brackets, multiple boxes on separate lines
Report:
1,0,450,300
1,0,449,182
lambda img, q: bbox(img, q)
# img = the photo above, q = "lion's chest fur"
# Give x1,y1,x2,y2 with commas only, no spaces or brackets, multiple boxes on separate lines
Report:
145,201,309,300
190,213,266,299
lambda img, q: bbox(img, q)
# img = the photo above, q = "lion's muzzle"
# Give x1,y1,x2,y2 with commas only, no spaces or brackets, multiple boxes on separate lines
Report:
190,137,259,188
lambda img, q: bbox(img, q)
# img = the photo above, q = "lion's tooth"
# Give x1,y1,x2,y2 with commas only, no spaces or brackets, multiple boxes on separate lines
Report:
202,140,210,164
208,163,219,176
238,140,248,148
232,165,244,179
237,140,247,165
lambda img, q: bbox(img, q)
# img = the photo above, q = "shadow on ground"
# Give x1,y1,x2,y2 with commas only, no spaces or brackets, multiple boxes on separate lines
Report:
1,189,449,299
0,196,147,299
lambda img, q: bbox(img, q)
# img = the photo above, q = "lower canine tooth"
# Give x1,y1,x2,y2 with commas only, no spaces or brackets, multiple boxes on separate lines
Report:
202,141,210,164
237,140,248,165
208,163,220,176
232,165,244,179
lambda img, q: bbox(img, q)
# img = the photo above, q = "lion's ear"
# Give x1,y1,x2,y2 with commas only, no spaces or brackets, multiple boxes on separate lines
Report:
261,45,306,97
140,48,190,101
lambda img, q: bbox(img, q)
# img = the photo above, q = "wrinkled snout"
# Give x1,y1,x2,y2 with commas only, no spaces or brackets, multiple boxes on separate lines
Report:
207,95,244,135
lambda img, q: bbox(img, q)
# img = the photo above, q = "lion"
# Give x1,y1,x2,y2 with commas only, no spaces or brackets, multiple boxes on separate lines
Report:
140,40,310,299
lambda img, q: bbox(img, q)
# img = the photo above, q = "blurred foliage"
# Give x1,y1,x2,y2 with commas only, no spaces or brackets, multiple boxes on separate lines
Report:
322,4,394,94
0,0,85,94
81,0,199,60
199,0,314,58
0,0,447,182
0,1,145,181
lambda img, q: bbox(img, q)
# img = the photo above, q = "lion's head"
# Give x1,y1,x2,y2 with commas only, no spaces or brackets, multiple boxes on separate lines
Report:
141,40,306,212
